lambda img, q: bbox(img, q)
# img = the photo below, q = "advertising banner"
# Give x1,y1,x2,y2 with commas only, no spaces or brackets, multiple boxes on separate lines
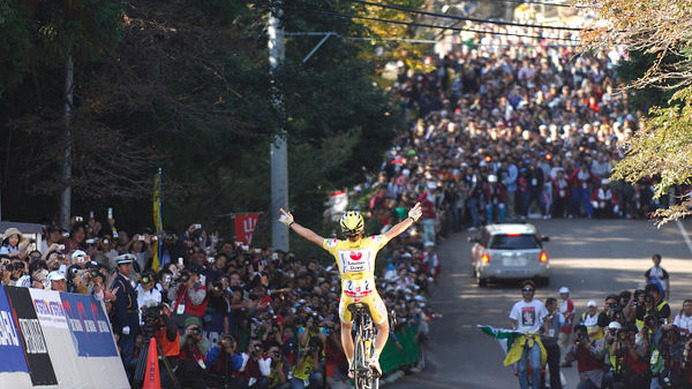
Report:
234,213,260,245
29,288,68,329
5,286,57,386
0,287,28,373
61,293,118,357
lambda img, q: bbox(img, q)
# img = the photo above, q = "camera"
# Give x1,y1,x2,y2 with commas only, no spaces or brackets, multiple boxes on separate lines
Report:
617,330,629,341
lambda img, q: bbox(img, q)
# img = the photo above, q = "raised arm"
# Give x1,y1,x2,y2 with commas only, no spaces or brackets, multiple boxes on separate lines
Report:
383,202,422,244
279,208,325,247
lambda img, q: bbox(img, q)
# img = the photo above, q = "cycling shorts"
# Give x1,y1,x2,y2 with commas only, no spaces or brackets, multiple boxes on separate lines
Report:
338,291,387,325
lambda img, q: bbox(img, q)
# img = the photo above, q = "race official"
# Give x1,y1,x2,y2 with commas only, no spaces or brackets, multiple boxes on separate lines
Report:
113,254,140,366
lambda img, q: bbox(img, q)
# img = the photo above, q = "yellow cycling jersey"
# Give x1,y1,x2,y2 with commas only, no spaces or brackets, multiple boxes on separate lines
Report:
323,235,386,298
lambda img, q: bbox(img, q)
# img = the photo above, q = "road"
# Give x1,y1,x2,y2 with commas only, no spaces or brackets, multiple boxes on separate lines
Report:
390,218,692,389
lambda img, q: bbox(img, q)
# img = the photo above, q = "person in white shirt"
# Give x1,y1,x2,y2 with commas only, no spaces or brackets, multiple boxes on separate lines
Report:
672,299,692,335
136,272,162,324
510,280,549,389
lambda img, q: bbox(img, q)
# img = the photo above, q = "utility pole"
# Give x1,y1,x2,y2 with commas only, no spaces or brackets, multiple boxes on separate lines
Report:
269,0,289,251
60,55,74,230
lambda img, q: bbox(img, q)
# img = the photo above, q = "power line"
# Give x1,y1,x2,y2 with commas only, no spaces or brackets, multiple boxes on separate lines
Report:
297,8,580,42
478,0,588,9
347,0,585,32
286,31,581,47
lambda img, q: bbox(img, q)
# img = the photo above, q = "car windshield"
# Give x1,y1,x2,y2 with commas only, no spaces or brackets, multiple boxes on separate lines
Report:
489,234,540,250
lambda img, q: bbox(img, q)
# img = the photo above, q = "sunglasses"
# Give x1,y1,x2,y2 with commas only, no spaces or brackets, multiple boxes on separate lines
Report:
522,288,534,292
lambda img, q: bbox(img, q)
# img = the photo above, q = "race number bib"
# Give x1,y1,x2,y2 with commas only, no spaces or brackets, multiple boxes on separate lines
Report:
343,279,374,297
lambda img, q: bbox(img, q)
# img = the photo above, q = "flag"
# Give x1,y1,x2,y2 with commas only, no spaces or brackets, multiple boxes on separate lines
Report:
234,213,260,245
476,325,522,355
152,169,163,272
477,325,546,367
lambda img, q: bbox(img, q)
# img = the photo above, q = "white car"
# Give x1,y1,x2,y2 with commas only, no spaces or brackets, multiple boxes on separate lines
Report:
469,223,550,287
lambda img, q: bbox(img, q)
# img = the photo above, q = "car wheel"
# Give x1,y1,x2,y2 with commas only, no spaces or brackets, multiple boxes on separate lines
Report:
477,274,487,287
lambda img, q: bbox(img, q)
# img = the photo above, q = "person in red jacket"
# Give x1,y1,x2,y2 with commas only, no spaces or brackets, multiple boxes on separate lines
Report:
567,163,600,218
591,179,619,219
168,265,208,331
483,174,506,223
417,182,437,245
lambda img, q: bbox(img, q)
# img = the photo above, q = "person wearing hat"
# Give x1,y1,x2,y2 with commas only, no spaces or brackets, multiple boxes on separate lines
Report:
1,227,29,260
48,271,67,292
557,286,575,367
579,300,601,340
112,253,140,367
483,174,506,223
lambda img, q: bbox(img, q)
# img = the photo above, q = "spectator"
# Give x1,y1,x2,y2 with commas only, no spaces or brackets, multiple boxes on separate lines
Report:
508,280,548,389
672,299,692,335
645,253,670,301
206,334,246,388
563,324,606,389
176,323,207,389
168,265,208,331
1,227,29,260
48,271,67,292
590,179,618,218
558,286,575,367
541,297,563,389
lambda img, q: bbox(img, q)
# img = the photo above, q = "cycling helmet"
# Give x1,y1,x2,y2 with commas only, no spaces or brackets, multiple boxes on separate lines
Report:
339,211,364,237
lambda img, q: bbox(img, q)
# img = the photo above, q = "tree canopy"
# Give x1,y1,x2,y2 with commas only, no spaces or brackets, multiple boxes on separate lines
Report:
581,0,692,225
0,0,404,238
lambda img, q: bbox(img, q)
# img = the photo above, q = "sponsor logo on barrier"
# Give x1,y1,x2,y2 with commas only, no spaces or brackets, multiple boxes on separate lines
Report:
18,318,47,354
0,311,20,347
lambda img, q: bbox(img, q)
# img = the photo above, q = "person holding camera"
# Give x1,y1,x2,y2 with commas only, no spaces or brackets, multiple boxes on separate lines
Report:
206,334,247,388
176,323,207,389
563,324,606,389
168,265,208,332
673,299,692,336
140,303,180,386
609,324,648,389
244,339,269,388
261,342,290,389
291,336,324,389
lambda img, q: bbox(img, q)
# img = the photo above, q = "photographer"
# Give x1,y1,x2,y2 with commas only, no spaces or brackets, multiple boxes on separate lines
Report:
564,324,606,389
244,339,267,388
291,336,323,389
610,324,648,389
651,325,689,389
142,303,180,386
168,266,208,331
204,281,232,342
176,323,207,389
260,342,290,389
206,334,247,388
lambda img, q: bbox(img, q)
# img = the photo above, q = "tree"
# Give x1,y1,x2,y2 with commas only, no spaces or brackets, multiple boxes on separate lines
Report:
581,0,692,225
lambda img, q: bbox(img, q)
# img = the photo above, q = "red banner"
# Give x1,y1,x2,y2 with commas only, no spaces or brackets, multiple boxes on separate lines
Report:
234,213,259,245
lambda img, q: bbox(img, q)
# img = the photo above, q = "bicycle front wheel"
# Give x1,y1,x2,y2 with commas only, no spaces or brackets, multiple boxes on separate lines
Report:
353,335,378,389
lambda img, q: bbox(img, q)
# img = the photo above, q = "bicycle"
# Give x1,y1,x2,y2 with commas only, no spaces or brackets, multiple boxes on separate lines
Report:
348,303,380,389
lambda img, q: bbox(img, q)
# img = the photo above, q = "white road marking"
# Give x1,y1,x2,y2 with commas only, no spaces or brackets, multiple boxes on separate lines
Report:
675,220,692,257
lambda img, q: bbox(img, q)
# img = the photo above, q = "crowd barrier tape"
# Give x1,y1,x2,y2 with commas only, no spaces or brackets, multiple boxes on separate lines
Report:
0,286,129,389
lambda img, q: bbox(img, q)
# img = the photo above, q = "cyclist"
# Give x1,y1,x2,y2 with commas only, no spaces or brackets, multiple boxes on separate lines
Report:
279,203,422,377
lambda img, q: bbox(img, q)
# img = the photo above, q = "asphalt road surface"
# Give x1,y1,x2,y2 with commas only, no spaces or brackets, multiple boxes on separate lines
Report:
390,218,692,389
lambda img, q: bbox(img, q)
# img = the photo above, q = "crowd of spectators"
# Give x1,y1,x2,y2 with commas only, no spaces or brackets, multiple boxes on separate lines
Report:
0,17,687,389
374,22,690,235
511,254,692,389
0,210,439,389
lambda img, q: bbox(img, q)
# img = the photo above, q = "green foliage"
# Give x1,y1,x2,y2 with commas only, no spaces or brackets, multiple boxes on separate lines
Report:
0,1,32,96
0,0,403,243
